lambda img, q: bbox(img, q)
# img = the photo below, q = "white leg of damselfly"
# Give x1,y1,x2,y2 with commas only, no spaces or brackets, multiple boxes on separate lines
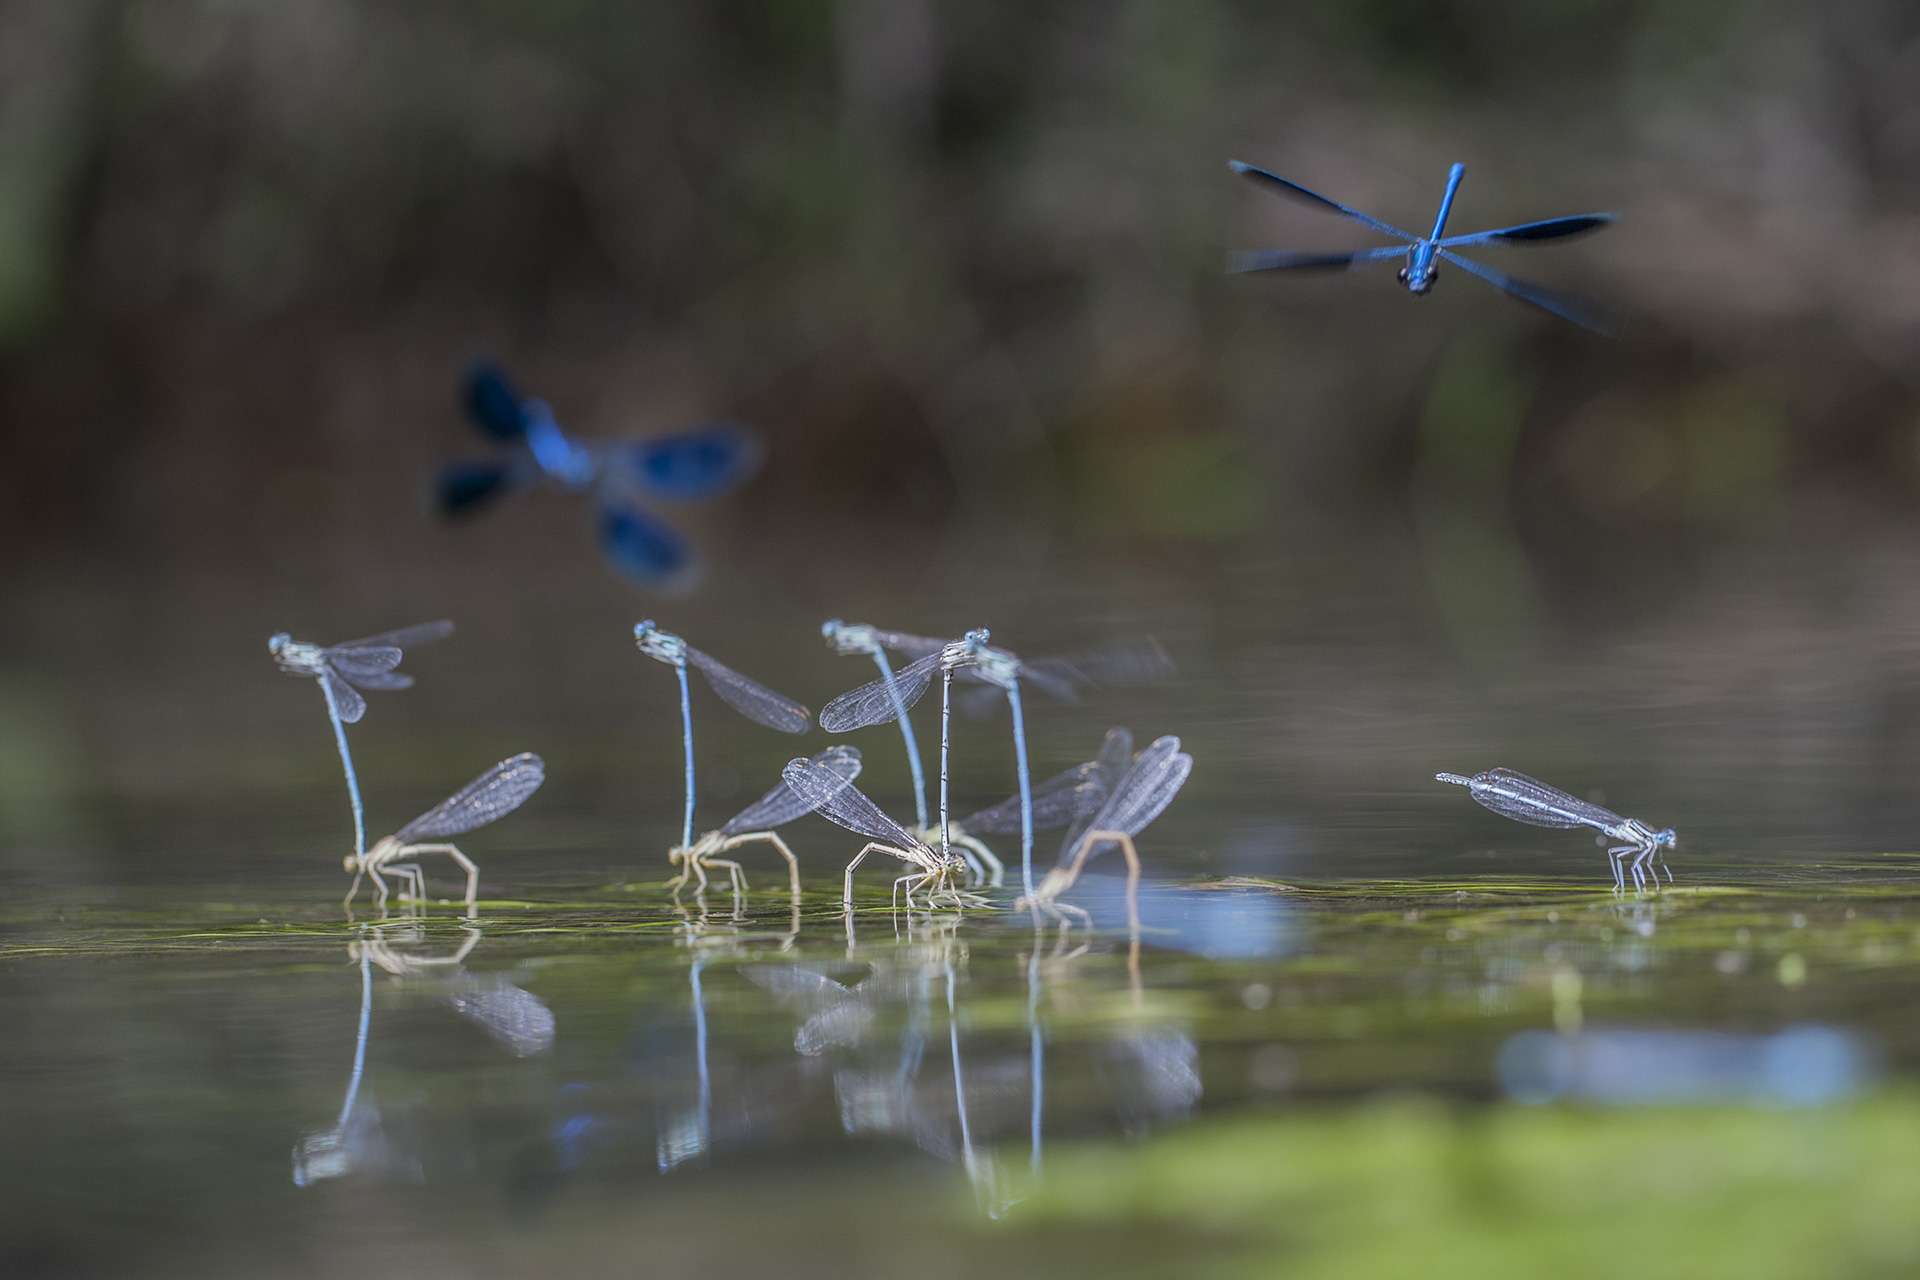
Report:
843,842,914,910
715,831,802,898
1607,846,1633,893
393,842,478,916
700,857,747,897
1033,829,1144,939
386,863,425,904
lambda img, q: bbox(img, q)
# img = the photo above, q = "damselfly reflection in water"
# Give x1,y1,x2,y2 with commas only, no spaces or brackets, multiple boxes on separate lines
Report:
294,923,553,1186
437,361,761,585
1436,768,1676,892
345,752,546,915
781,755,984,911
666,745,863,899
269,619,452,858
1228,160,1616,332
656,901,803,1172
632,620,812,853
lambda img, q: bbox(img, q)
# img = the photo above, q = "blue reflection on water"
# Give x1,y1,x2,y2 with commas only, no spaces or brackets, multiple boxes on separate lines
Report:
1499,1025,1874,1107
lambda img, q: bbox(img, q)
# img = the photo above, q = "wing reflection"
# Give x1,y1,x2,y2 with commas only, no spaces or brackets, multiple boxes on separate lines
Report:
293,922,554,1185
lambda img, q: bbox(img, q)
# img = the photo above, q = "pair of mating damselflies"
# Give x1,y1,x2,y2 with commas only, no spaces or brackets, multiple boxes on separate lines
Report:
272,621,545,913
816,622,1174,908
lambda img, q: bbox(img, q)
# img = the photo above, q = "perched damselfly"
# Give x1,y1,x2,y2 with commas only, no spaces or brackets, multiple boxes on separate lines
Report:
346,752,546,915
1436,767,1675,892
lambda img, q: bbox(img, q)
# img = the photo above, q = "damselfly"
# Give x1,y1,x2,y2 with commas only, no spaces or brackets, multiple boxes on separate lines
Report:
271,620,453,859
780,754,982,911
437,360,761,585
1228,160,1616,332
345,751,546,915
668,745,862,899
949,727,1127,887
1020,734,1194,934
1435,767,1675,892
634,621,811,852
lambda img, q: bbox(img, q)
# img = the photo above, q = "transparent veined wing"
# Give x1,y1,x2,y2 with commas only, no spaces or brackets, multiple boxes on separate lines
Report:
1435,250,1613,335
741,963,857,1008
1060,734,1191,866
324,671,368,725
1438,768,1622,832
333,620,455,653
868,630,954,658
609,424,763,501
794,1001,874,1056
1227,161,1421,242
598,503,692,584
1059,727,1132,859
1437,213,1614,247
1026,639,1174,696
819,648,943,732
464,359,531,441
721,746,862,835
683,645,810,733
960,763,1100,835
444,976,555,1057
1099,735,1192,837
323,647,405,681
781,757,923,850
396,753,546,842
343,670,414,692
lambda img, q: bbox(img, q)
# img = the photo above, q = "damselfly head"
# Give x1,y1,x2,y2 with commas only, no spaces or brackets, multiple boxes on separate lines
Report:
820,618,873,655
1398,265,1436,294
1656,828,1677,849
633,620,685,664
268,632,290,653
343,852,360,873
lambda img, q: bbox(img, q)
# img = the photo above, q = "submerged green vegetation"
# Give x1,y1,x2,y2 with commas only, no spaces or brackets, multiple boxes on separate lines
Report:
1018,1092,1920,1279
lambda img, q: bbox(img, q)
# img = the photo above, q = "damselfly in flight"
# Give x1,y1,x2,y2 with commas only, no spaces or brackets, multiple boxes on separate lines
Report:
634,621,811,854
1228,160,1616,332
437,360,762,585
346,751,546,915
271,620,453,859
1435,768,1675,892
667,745,863,899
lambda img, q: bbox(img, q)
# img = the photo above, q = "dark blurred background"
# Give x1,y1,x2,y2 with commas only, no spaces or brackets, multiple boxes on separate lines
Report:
5,0,1920,883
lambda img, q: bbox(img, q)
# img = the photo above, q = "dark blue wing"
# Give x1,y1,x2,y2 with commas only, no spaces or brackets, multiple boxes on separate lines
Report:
611,423,762,501
1436,250,1614,335
598,503,691,583
1438,214,1615,248
436,460,519,516
464,360,530,441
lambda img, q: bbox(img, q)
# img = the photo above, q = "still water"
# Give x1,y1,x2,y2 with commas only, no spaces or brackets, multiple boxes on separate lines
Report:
10,535,1920,1276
